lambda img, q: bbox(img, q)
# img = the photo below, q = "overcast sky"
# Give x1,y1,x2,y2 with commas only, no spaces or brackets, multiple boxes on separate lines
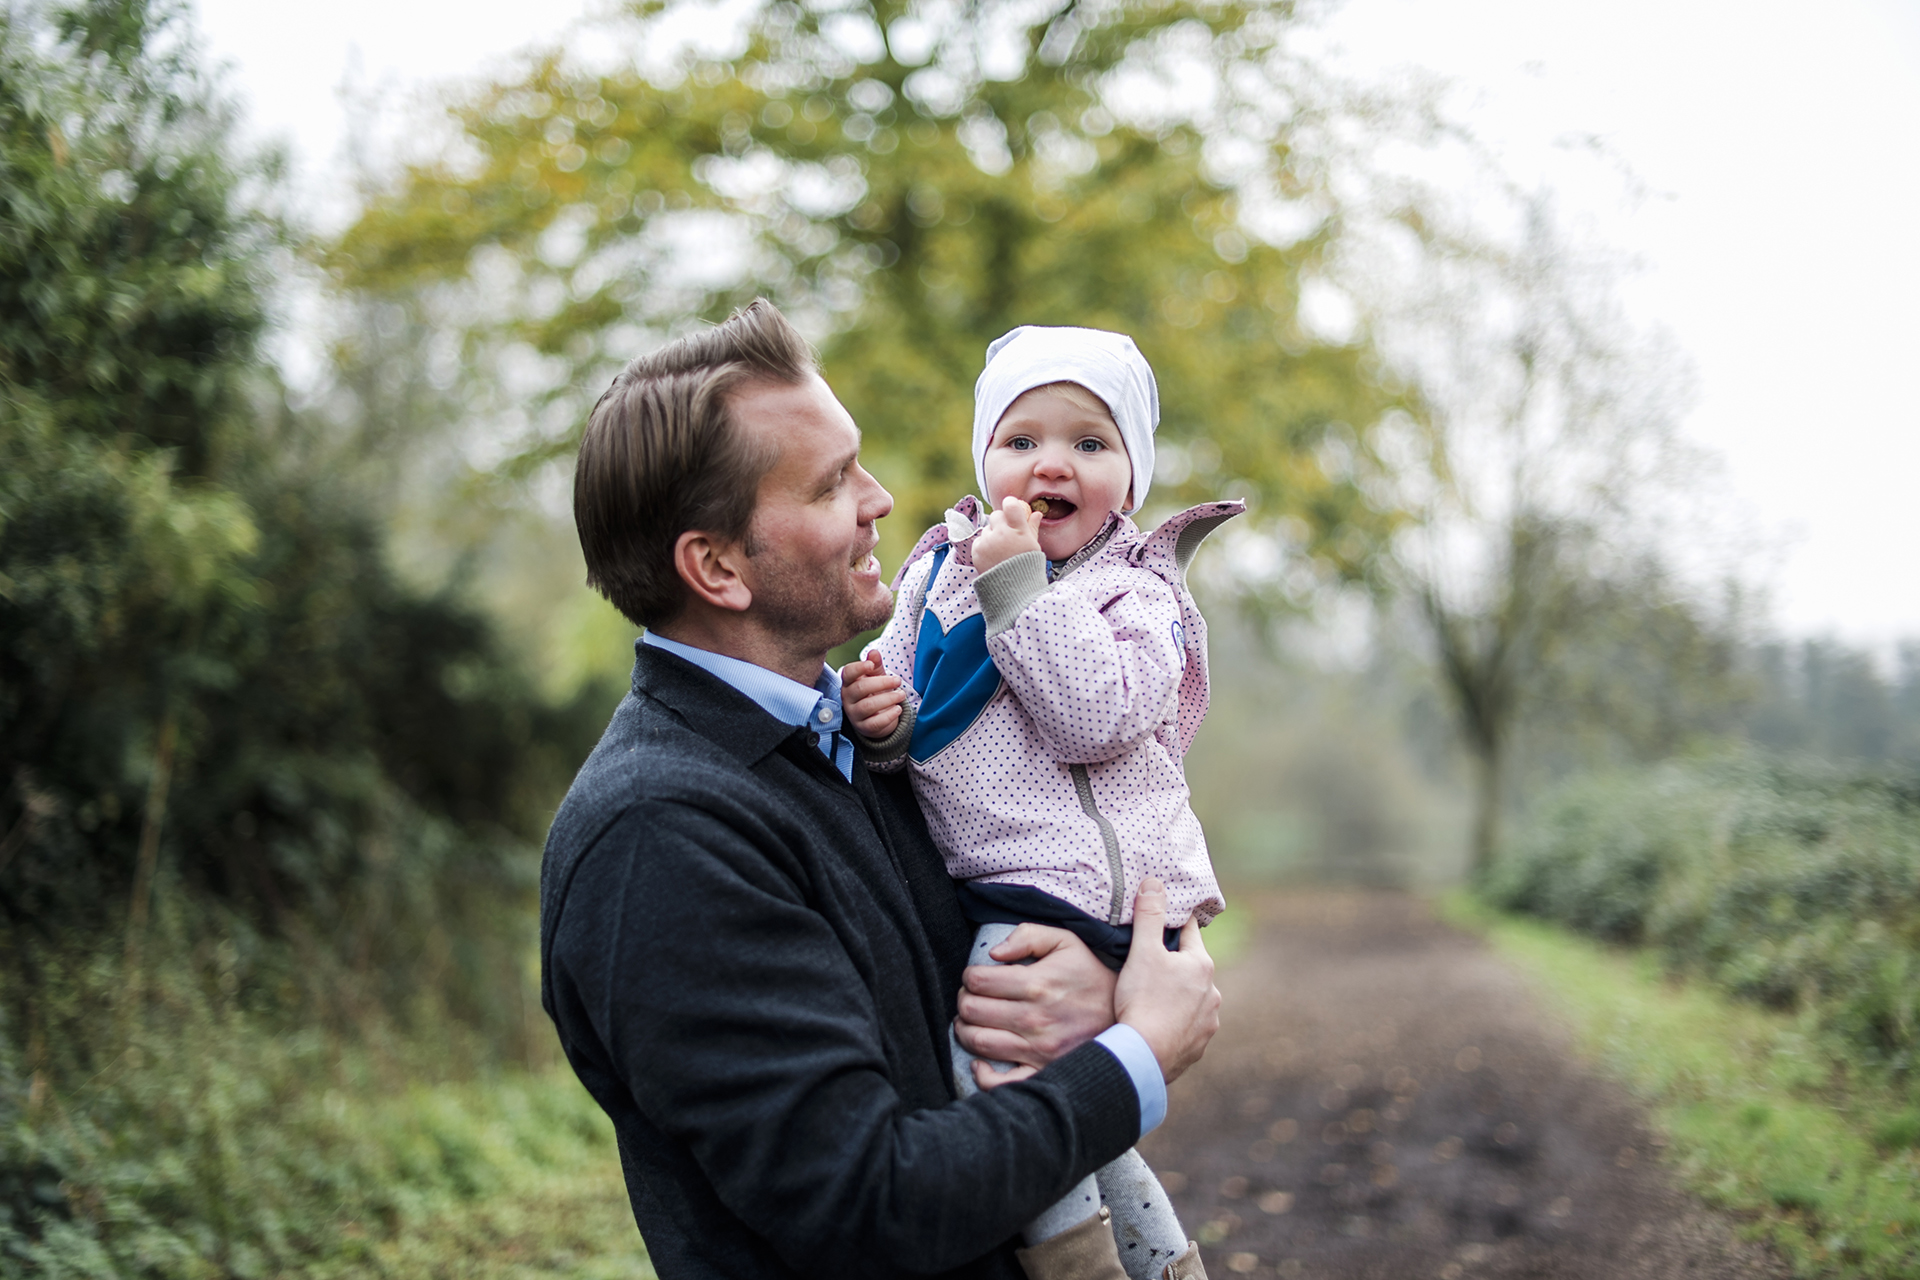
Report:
194,0,1920,648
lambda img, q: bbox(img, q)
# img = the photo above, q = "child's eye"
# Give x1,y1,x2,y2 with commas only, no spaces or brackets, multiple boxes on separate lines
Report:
1075,439,1105,453
1008,437,1035,451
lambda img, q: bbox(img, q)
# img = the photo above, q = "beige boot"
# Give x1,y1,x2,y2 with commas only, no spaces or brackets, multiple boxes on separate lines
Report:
1161,1242,1208,1280
1015,1206,1130,1280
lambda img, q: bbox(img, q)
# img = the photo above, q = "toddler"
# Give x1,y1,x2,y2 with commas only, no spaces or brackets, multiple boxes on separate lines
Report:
842,325,1242,1280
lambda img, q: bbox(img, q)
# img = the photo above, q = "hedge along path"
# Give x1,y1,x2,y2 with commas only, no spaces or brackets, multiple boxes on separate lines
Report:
1136,891,1789,1279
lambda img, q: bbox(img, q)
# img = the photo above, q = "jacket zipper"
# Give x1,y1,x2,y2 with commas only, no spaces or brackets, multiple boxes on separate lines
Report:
1047,515,1120,583
1069,764,1127,926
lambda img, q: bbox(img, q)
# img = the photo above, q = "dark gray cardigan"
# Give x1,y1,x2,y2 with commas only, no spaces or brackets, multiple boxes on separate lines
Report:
539,644,1139,1280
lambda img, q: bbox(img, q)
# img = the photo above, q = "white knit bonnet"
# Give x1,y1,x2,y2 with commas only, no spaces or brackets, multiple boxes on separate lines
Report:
970,325,1160,514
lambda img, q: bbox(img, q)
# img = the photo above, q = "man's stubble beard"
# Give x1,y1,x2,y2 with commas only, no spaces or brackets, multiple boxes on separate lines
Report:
748,550,895,659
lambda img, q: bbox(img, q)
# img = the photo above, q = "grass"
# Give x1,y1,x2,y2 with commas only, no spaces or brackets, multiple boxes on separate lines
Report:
17,1062,654,1279
1442,892,1920,1279
12,1059,653,1280
334,1081,653,1280
314,1073,655,1280
4,931,654,1280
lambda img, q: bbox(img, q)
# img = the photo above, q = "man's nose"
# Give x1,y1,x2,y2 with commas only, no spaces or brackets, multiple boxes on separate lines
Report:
858,466,893,521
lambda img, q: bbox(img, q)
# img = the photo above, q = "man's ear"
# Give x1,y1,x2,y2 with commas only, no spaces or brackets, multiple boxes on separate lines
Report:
673,529,754,613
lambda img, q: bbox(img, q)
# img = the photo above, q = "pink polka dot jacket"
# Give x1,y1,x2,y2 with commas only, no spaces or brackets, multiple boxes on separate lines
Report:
858,495,1245,930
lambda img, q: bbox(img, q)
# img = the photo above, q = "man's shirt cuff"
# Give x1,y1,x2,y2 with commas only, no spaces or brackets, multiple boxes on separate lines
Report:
1093,1023,1167,1139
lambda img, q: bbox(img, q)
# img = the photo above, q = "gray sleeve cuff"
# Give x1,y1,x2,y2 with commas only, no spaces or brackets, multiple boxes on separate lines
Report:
975,550,1050,637
855,701,915,763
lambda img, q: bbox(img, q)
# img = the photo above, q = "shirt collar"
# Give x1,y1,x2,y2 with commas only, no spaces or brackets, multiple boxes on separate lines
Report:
641,631,842,732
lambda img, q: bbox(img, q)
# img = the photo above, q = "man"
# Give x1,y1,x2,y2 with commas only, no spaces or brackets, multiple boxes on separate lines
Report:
541,300,1220,1280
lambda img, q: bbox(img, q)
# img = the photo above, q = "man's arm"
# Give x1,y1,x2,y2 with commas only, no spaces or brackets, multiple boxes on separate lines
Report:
548,800,1140,1279
954,879,1219,1093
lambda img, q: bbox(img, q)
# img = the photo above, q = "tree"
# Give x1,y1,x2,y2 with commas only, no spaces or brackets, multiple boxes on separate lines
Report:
329,0,1413,584
1744,638,1920,764
1351,191,1739,873
0,0,593,1044
2,0,279,934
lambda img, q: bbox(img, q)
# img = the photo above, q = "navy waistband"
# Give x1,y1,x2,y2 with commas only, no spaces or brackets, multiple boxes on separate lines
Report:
954,881,1183,971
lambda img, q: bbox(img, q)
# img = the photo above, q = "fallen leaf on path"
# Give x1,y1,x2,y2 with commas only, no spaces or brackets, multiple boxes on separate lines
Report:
1257,1191,1294,1214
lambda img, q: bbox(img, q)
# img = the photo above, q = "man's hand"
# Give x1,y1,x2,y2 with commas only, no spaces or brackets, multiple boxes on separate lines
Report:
971,497,1043,574
1113,878,1219,1084
839,651,907,738
954,924,1117,1090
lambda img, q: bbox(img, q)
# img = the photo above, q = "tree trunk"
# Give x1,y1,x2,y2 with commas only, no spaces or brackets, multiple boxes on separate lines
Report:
1468,743,1503,879
119,701,180,1038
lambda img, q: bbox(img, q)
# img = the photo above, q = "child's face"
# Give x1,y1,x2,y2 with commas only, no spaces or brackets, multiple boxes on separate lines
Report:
983,387,1132,561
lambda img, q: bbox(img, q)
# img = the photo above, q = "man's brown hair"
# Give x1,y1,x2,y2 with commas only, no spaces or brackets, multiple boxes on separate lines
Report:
574,299,815,628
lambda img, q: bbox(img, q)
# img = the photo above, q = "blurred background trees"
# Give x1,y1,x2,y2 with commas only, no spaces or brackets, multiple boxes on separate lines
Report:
329,0,1415,594
1345,190,1744,872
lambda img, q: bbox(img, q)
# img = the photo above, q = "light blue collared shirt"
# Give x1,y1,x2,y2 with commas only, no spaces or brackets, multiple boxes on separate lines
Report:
1094,1023,1167,1138
640,629,1165,1140
642,631,854,780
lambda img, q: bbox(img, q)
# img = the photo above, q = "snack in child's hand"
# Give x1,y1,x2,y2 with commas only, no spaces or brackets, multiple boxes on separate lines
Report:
1028,498,1049,516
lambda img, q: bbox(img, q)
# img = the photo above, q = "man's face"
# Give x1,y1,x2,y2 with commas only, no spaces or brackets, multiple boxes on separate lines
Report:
732,374,896,658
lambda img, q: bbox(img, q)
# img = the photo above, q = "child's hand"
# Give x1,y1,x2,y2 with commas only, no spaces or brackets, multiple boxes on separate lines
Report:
971,497,1043,573
840,651,908,739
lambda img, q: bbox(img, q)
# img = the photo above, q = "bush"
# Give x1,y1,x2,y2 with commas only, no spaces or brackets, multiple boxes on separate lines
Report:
0,930,626,1278
1,5,618,1269
1483,755,1920,1075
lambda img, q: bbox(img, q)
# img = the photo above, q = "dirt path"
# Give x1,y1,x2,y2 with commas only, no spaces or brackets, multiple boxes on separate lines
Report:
1136,891,1788,1280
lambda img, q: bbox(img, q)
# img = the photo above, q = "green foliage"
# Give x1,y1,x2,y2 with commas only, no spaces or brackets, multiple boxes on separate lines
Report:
1,3,611,1267
0,0,594,956
1481,756,1920,1075
331,0,1411,583
1454,898,1920,1278
0,0,274,475
2,405,591,953
1873,1108,1920,1152
0,929,648,1278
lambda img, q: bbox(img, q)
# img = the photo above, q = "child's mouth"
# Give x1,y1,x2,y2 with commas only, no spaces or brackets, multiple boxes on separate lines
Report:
1029,497,1075,520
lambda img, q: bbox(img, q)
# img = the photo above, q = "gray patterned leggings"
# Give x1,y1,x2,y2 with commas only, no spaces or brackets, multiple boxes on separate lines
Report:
949,922,1188,1280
